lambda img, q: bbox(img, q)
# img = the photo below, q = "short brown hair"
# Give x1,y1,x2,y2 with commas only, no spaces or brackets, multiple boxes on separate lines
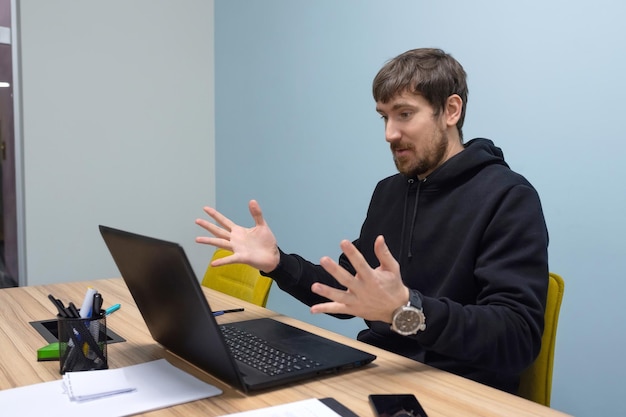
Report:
372,48,468,139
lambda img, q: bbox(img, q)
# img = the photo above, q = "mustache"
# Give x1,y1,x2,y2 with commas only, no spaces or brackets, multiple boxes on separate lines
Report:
390,143,415,152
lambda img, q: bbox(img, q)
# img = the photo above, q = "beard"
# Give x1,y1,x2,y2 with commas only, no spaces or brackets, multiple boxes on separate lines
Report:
392,128,449,178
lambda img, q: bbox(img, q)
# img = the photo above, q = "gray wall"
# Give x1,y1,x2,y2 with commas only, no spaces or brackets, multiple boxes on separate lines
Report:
15,0,215,285
215,1,626,416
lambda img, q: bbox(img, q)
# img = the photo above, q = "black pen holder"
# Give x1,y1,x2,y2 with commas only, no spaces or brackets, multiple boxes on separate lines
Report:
58,313,108,374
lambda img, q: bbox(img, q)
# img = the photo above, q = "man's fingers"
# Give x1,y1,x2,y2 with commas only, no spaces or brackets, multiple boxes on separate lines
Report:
202,206,235,231
210,252,238,267
338,239,374,281
195,218,230,240
373,235,398,273
311,281,344,300
310,283,351,315
310,301,346,315
194,235,231,249
248,200,267,227
320,256,355,288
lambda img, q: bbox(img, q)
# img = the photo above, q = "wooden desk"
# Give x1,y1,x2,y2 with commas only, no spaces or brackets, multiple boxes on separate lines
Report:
0,278,571,417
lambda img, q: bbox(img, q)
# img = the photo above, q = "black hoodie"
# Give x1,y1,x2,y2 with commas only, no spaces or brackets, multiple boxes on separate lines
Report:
265,138,549,393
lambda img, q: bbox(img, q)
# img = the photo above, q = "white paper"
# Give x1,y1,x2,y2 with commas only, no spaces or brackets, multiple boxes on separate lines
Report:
219,398,342,417
63,367,135,401
0,359,222,417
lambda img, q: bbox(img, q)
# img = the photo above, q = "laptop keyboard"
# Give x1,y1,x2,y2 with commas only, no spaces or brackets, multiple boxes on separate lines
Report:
220,325,323,376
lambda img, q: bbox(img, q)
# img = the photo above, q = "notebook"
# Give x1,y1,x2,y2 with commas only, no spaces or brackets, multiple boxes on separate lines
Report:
99,225,376,392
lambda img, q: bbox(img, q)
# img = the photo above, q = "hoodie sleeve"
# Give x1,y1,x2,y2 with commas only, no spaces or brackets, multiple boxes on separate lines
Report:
261,246,357,320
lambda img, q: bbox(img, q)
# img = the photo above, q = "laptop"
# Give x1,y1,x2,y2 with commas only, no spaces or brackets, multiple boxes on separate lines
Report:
99,225,376,392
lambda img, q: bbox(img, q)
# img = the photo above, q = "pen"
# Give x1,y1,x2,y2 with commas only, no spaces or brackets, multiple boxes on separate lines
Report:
105,303,121,315
48,294,69,317
68,302,81,318
213,308,244,316
92,293,103,317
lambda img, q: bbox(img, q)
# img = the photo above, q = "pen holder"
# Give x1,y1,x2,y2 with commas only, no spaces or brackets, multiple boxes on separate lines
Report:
58,313,108,374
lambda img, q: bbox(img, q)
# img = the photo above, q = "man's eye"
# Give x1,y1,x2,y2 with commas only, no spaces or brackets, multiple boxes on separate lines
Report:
400,112,412,119
379,115,388,122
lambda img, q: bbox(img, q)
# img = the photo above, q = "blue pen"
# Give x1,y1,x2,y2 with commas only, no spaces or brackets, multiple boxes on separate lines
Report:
213,308,244,316
105,303,121,315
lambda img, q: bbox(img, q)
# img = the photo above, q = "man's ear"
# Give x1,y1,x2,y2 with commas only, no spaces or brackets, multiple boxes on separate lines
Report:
445,94,463,127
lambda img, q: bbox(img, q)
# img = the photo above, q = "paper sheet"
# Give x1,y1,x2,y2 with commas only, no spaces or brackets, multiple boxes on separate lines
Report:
63,367,135,401
218,398,342,417
0,359,222,417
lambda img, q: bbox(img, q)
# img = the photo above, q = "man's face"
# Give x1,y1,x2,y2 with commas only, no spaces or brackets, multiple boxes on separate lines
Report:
376,91,451,179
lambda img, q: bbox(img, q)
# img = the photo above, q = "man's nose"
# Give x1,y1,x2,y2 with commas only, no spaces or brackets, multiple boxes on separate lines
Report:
385,120,401,143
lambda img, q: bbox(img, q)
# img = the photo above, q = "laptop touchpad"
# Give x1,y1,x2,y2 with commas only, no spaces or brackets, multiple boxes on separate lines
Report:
272,335,340,357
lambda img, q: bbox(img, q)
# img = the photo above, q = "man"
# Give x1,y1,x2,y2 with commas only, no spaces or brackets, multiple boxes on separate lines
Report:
196,48,549,393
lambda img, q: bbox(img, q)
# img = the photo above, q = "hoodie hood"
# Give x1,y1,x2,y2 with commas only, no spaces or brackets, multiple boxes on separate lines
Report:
415,138,509,189
398,137,510,259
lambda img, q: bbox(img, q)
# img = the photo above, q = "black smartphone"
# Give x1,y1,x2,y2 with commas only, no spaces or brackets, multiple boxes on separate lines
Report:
369,394,428,417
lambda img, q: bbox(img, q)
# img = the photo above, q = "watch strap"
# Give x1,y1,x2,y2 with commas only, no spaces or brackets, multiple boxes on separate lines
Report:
408,290,423,310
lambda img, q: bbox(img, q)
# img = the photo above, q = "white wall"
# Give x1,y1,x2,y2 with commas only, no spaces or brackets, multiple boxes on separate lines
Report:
15,0,215,285
214,1,626,416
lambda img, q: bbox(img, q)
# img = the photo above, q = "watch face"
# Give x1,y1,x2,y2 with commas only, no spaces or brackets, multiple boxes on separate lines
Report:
393,307,426,335
396,310,420,332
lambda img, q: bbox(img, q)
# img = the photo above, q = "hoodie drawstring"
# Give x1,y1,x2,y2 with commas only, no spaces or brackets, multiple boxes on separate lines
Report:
400,178,422,260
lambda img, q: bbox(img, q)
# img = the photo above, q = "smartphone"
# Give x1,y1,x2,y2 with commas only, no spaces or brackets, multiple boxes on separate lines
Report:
369,394,428,417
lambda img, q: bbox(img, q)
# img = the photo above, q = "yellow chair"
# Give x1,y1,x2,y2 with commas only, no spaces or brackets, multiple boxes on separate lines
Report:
518,272,565,407
201,248,273,307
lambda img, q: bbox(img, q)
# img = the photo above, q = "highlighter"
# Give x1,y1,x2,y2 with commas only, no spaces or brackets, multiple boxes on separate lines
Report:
37,342,60,361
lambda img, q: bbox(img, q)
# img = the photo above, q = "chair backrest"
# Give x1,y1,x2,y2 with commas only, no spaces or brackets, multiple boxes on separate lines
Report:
518,272,565,407
201,248,273,307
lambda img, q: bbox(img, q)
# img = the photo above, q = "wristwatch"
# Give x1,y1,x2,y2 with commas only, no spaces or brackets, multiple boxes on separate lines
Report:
391,291,426,336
